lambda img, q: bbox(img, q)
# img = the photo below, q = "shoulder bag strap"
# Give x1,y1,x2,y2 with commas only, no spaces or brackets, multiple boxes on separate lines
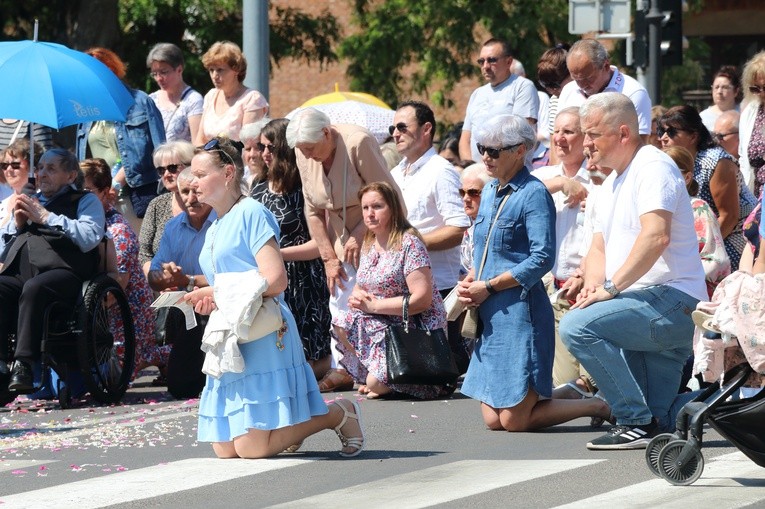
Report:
475,189,512,280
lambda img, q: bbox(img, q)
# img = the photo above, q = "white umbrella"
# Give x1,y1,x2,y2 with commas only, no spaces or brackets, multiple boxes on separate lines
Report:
287,101,394,144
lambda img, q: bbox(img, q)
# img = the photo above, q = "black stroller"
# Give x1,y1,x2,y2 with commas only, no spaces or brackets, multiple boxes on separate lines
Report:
645,360,765,485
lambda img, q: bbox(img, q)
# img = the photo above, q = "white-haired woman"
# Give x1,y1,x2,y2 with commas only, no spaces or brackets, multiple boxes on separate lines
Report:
285,107,403,393
239,117,271,188
457,114,610,432
459,162,491,275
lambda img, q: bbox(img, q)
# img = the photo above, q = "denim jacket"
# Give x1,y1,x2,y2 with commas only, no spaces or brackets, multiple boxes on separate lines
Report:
75,88,165,189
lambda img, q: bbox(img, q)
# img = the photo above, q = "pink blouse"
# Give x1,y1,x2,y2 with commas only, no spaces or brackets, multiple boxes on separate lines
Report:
200,88,268,142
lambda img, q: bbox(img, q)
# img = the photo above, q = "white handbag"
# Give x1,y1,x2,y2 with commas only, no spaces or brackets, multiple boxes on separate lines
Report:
239,297,284,343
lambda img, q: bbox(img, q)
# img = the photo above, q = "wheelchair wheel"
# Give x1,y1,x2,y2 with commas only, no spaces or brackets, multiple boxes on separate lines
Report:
77,275,135,404
645,433,675,477
657,439,705,486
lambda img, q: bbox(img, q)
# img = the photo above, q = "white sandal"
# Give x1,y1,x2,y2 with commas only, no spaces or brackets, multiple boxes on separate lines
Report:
334,399,365,458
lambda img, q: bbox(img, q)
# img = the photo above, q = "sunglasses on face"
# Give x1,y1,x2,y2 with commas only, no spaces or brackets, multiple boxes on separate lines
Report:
157,164,183,175
539,81,561,91
476,143,520,159
0,161,22,171
712,131,738,143
749,85,765,94
203,138,237,167
256,142,274,152
656,126,685,139
459,188,482,198
388,123,410,135
476,57,502,66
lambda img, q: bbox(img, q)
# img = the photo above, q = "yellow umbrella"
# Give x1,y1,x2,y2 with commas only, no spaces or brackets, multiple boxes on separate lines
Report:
300,83,391,110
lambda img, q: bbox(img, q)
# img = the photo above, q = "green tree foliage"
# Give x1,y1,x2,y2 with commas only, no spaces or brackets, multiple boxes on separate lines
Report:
339,0,574,109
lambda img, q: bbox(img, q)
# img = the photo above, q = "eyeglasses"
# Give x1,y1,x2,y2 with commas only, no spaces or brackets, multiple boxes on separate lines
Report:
476,57,502,66
459,188,482,198
256,142,274,152
476,143,521,159
150,69,172,78
711,131,738,142
0,161,22,171
539,80,561,91
388,123,411,135
656,126,685,139
157,164,183,175
203,138,237,167
749,85,765,94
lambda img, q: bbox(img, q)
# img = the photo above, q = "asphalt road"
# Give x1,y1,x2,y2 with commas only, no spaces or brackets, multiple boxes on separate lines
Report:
0,371,762,509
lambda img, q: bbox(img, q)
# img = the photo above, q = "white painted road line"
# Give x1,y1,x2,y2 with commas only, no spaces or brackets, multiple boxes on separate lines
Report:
266,459,605,509
0,459,57,474
0,457,316,509
553,452,765,509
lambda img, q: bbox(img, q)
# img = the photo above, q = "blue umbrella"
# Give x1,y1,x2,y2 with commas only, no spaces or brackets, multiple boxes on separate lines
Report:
0,39,134,129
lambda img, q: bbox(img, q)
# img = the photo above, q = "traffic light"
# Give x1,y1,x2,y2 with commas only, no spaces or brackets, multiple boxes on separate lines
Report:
659,0,683,67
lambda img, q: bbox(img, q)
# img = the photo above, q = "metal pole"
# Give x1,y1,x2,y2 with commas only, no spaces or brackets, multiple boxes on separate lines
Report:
646,0,662,105
242,0,270,100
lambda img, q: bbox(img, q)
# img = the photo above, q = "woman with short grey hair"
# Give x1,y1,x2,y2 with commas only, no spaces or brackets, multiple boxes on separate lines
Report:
240,117,271,187
147,43,204,143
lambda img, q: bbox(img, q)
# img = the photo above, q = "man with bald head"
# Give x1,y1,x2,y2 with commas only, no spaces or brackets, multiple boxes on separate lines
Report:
713,110,741,160
559,39,652,142
559,93,707,450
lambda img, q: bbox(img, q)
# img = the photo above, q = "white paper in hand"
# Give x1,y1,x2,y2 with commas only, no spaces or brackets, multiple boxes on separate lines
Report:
150,291,198,329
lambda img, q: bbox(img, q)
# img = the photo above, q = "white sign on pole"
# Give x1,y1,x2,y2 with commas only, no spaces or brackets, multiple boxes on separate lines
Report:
569,0,632,34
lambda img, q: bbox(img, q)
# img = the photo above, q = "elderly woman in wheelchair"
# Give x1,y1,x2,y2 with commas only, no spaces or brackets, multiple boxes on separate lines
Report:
0,148,107,396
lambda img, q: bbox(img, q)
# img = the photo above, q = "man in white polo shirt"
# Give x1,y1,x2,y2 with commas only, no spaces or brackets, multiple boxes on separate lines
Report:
391,101,472,372
560,93,707,451
559,39,652,142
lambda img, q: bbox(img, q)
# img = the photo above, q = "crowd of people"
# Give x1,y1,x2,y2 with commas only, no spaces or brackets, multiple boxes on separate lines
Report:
0,36,762,460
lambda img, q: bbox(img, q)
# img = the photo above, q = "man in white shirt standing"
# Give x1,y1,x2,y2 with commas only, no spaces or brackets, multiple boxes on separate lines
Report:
391,101,472,371
531,106,593,390
559,93,707,451
459,39,539,162
559,39,652,143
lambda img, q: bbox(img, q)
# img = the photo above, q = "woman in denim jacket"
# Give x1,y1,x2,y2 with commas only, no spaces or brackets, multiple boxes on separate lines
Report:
76,48,166,224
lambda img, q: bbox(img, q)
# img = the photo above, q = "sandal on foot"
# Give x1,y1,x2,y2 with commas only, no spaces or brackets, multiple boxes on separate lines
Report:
333,399,365,458
553,381,593,400
691,310,721,333
318,369,355,393
590,393,615,428
284,440,303,453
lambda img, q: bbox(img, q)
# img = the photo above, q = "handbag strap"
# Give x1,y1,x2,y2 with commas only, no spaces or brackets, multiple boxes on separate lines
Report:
475,188,512,280
401,294,410,333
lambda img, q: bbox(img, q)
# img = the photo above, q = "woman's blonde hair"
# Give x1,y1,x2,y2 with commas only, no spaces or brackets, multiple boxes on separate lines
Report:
201,41,247,83
358,181,421,251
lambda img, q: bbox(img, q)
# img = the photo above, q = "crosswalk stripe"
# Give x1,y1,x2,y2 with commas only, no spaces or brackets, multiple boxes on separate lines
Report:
265,459,605,509
0,457,315,509
552,452,765,509
0,460,58,474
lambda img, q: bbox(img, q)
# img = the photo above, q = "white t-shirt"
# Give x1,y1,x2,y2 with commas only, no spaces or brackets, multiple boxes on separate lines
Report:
392,148,471,290
462,75,540,161
593,145,707,301
559,66,652,135
531,162,592,279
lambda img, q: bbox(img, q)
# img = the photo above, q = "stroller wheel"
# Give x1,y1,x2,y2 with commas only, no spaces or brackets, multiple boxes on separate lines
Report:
657,439,705,486
645,433,675,477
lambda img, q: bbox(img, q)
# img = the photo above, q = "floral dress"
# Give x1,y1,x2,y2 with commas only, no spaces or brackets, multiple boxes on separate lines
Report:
335,232,450,399
106,208,169,377
250,180,331,361
691,197,731,298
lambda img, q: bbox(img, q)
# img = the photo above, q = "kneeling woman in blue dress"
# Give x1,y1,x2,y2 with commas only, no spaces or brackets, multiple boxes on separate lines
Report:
183,137,364,458
457,115,611,431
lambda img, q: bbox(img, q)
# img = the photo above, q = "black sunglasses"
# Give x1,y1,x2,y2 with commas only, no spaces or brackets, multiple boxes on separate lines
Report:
711,131,738,142
476,57,501,66
157,163,183,175
0,161,22,171
748,85,765,94
476,143,521,159
256,142,275,152
656,126,685,139
203,138,237,167
459,188,482,198
388,123,410,136
539,80,561,91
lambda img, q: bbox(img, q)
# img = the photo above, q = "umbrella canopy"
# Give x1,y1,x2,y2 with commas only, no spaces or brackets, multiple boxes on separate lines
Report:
287,102,395,144
300,84,392,110
0,40,134,129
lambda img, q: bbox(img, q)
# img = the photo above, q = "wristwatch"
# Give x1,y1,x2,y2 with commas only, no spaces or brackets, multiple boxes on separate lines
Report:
186,275,195,292
603,279,620,297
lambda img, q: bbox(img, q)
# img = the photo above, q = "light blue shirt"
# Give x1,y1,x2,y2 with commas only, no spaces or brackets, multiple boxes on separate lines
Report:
0,185,105,260
150,209,217,275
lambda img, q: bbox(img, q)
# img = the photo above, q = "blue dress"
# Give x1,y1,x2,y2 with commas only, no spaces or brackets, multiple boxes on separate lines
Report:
196,198,328,442
460,168,556,409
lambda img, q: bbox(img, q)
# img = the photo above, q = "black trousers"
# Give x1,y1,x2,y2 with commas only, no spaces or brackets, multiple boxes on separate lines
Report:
0,268,81,362
164,308,206,399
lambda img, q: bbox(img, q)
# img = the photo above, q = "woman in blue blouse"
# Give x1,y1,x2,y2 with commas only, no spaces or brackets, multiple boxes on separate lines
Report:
457,115,610,431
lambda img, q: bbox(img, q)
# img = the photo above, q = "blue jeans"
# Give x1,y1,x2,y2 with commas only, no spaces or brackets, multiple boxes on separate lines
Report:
560,285,699,428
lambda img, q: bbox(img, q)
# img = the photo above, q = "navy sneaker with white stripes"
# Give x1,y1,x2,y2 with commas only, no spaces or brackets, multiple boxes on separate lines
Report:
586,421,658,450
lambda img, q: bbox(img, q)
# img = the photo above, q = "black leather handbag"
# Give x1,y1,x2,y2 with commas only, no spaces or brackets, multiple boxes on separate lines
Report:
385,295,459,385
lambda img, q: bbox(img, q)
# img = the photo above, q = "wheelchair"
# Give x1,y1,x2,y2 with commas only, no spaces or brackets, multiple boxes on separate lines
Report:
0,273,136,409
